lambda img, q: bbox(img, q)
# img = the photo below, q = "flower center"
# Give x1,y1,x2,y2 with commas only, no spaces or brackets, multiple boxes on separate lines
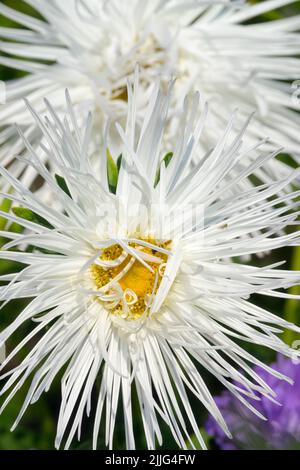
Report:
91,239,171,319
97,32,171,102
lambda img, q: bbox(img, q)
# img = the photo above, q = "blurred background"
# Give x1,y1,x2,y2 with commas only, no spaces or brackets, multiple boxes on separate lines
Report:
0,0,299,450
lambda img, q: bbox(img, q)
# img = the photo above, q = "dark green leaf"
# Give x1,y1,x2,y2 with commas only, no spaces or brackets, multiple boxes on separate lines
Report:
117,154,123,172
163,152,173,167
12,207,53,229
55,174,71,198
154,152,174,187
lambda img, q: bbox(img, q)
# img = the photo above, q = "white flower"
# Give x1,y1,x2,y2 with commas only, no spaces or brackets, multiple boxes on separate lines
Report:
0,0,299,192
0,79,300,450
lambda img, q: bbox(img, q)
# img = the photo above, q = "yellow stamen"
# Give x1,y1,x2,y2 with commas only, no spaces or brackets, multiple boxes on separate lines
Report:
91,239,171,319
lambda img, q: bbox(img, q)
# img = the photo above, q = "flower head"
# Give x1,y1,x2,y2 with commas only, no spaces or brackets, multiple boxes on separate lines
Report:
0,81,300,449
0,0,300,190
205,355,300,450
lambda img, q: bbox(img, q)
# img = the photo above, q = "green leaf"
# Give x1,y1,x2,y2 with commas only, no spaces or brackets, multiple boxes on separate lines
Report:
154,152,174,187
12,207,53,229
55,174,71,198
117,154,123,172
249,0,283,21
8,222,24,234
163,152,173,167
107,149,119,194
186,428,211,450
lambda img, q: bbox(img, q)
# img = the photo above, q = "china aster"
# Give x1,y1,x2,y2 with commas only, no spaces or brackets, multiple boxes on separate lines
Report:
0,81,299,449
0,0,299,191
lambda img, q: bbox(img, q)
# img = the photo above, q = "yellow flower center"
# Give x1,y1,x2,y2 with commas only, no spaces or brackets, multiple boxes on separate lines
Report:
91,239,171,319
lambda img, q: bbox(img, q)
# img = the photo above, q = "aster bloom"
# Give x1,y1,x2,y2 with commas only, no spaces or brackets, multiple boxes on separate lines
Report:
0,81,300,450
205,355,300,450
0,0,300,192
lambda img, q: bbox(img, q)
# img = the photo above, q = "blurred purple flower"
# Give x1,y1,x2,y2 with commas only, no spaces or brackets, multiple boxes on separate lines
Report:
205,356,300,450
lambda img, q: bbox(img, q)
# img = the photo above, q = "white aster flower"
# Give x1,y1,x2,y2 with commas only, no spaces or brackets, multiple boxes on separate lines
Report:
0,0,299,192
0,81,300,450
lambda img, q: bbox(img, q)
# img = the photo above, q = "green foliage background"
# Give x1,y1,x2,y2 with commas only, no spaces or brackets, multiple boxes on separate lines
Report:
0,0,299,450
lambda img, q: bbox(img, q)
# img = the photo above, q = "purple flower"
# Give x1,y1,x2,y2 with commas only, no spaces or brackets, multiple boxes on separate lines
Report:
205,356,300,450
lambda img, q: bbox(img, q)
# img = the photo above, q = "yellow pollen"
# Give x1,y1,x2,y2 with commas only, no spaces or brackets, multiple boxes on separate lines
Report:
91,239,171,319
111,87,128,102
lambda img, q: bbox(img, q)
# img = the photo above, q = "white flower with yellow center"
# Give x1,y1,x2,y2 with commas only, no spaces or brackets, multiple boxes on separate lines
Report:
0,0,299,192
0,81,299,450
